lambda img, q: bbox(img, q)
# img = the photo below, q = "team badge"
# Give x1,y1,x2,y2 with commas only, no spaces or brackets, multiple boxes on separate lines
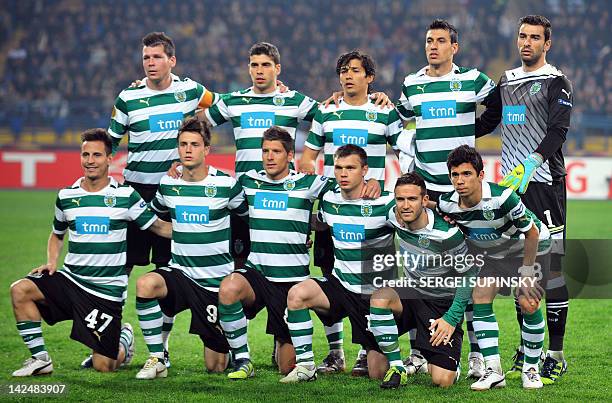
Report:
273,95,285,106
174,90,187,103
529,82,542,95
365,109,377,122
361,202,373,217
205,184,217,197
450,78,462,92
418,234,430,248
104,193,117,208
283,178,296,191
482,205,495,221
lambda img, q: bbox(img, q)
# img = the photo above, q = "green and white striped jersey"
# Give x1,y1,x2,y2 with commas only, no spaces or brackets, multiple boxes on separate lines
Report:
319,190,396,294
305,99,402,185
437,182,551,259
150,166,248,292
240,169,335,283
387,207,470,298
109,74,218,185
205,88,318,178
396,65,495,192
52,177,157,302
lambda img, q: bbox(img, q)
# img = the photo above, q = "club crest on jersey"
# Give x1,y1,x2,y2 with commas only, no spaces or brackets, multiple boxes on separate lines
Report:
529,82,541,95
449,78,462,92
418,234,430,248
482,205,495,221
205,184,217,198
365,109,377,122
361,202,373,217
174,90,186,103
283,178,296,191
104,193,117,208
273,95,285,107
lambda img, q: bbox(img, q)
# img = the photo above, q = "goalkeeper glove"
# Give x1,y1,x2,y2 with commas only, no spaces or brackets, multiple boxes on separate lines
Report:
499,153,543,194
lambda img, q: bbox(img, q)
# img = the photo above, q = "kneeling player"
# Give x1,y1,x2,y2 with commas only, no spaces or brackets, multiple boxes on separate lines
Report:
134,118,248,379
437,146,551,390
218,126,335,380
368,172,477,389
10,129,170,376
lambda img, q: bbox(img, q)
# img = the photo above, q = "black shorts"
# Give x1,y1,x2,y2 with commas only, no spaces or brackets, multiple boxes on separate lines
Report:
234,267,294,343
230,214,251,259
29,272,123,360
393,290,463,372
313,228,334,276
478,253,551,296
125,182,171,268
153,267,229,354
313,275,374,350
521,180,566,258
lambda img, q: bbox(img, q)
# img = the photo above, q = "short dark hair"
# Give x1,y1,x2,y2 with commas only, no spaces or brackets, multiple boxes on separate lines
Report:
262,126,294,153
519,15,552,42
428,19,458,44
249,42,280,65
81,128,113,155
336,50,376,78
446,145,484,173
395,172,427,196
177,117,211,146
142,32,175,57
334,144,368,167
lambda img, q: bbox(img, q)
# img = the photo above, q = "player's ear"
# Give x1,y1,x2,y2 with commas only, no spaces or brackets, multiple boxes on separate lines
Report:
169,55,177,68
422,193,429,207
276,64,281,76
478,170,484,180
451,42,459,55
544,39,551,53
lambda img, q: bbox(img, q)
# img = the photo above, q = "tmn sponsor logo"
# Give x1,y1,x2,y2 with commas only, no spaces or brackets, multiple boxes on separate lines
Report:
467,227,502,241
502,105,526,125
175,205,210,224
241,112,275,129
333,223,365,242
254,192,288,211
421,100,457,119
332,128,368,146
76,216,110,234
149,112,184,132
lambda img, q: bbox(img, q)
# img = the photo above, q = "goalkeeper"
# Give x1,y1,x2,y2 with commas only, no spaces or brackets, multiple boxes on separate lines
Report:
475,15,572,385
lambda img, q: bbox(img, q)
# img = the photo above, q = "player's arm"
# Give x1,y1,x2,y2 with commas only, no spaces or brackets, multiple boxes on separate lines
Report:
148,219,172,239
475,77,502,138
534,76,573,162
30,232,64,276
108,95,130,155
229,178,249,222
300,108,325,174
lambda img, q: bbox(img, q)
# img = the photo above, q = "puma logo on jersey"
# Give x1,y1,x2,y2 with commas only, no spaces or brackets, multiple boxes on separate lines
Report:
331,204,340,214
416,85,426,93
332,111,343,119
93,331,102,341
71,198,82,206
561,89,571,98
242,97,252,104
139,98,150,107
171,186,181,195
254,180,263,189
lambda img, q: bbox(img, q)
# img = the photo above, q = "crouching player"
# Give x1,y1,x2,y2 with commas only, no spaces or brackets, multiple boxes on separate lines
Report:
10,129,171,376
369,172,478,388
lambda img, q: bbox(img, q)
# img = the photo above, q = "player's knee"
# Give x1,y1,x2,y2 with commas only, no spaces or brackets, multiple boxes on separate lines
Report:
206,359,226,373
10,279,33,305
286,284,307,309
368,365,387,380
431,371,455,388
136,274,159,298
370,290,391,309
92,358,115,373
471,286,492,304
218,277,241,304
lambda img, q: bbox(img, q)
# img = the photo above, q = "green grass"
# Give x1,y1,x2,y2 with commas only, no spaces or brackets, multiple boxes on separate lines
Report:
0,191,611,401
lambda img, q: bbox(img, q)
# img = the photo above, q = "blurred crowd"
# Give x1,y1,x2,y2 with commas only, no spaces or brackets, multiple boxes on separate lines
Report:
1,0,610,144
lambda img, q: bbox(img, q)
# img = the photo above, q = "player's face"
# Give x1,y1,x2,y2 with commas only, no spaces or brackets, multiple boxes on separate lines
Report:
334,154,367,192
395,184,429,224
425,29,458,67
339,59,373,98
449,163,484,198
262,139,292,179
517,24,550,66
142,45,176,83
249,54,280,93
178,131,209,170
81,141,111,181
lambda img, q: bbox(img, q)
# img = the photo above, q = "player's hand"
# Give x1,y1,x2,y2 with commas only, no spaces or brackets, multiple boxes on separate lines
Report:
30,263,57,276
277,80,289,93
305,238,313,249
129,79,143,89
361,179,381,199
167,161,182,179
429,317,456,347
369,92,394,108
297,161,316,175
442,215,456,225
322,91,344,108
499,153,543,194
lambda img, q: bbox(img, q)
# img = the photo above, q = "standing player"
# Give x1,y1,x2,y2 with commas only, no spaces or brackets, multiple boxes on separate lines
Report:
475,15,573,384
10,129,170,376
437,145,551,390
218,126,336,380
299,50,402,375
133,118,248,379
107,32,219,365
369,172,477,389
282,144,396,383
